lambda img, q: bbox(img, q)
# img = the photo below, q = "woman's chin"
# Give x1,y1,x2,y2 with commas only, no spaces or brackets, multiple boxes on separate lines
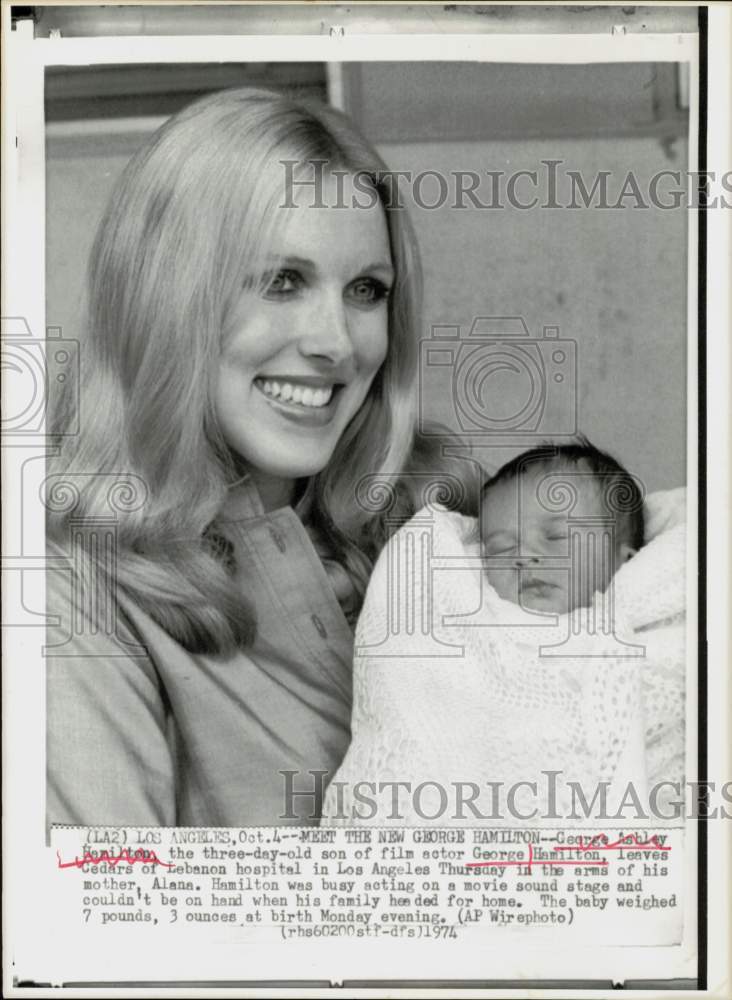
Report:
248,450,336,483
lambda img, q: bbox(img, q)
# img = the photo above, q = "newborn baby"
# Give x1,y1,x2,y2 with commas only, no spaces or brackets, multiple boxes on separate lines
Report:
322,443,686,827
480,439,643,615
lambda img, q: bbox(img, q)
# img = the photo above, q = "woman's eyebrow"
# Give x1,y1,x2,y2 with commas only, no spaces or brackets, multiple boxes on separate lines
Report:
362,260,395,275
264,254,313,269
265,253,394,277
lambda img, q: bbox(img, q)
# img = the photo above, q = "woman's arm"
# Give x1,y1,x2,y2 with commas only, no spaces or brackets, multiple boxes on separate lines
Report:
46,569,176,827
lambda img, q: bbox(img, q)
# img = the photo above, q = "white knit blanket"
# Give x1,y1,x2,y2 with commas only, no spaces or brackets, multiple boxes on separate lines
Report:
323,488,686,826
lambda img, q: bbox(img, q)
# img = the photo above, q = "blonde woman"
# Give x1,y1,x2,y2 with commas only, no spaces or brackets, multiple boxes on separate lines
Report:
46,87,475,827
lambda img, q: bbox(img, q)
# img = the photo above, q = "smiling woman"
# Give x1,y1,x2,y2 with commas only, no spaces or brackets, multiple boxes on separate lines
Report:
216,173,393,497
45,87,478,827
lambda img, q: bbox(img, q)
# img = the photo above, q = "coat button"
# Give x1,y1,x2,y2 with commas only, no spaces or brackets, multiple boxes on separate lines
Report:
311,614,328,638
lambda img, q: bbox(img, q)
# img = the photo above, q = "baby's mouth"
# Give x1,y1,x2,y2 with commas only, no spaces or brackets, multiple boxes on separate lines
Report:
254,377,341,409
520,577,559,597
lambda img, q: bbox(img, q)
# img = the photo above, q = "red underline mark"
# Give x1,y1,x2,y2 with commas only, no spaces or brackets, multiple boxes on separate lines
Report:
57,848,174,869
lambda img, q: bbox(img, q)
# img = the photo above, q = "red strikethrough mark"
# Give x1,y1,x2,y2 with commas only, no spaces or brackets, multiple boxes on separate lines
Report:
552,833,671,852
57,847,174,869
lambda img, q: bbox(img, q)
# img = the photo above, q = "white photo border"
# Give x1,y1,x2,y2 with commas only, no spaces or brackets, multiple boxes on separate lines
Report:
3,4,728,995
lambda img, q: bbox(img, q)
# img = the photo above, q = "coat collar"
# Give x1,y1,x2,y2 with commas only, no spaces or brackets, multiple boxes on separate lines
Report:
218,474,267,522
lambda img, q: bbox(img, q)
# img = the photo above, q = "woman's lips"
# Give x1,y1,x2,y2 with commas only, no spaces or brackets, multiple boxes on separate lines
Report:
256,377,336,407
254,377,343,427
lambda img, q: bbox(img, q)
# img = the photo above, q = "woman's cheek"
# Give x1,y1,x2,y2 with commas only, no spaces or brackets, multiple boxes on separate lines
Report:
355,312,389,370
214,366,252,446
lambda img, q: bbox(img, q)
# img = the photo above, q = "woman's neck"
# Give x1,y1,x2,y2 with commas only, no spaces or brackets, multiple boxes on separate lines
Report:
246,469,297,513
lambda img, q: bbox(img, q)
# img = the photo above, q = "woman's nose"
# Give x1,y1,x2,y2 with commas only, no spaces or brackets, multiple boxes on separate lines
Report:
298,292,355,369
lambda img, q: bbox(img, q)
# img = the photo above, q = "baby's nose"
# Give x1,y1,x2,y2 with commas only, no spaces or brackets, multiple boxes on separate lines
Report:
513,555,540,567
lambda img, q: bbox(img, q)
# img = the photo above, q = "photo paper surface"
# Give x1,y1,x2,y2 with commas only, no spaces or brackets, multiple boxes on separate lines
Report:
3,3,730,995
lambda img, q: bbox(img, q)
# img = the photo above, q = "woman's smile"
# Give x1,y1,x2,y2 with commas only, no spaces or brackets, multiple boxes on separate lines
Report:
254,376,345,426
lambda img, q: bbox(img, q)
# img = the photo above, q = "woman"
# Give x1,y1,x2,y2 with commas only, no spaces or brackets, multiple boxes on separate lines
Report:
46,87,476,827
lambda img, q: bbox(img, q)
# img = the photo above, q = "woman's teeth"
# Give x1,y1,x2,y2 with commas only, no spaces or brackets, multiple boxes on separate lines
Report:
258,379,334,408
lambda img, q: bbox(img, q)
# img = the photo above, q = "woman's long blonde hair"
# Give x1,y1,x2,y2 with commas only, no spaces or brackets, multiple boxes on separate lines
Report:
48,87,476,653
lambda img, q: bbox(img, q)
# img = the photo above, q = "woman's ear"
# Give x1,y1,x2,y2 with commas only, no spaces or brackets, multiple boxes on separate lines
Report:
618,542,638,563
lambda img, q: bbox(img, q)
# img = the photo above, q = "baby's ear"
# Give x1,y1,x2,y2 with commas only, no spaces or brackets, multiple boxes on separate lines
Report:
618,542,637,563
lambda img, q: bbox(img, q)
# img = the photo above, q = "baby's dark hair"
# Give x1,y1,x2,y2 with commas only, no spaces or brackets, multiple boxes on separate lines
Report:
481,435,645,550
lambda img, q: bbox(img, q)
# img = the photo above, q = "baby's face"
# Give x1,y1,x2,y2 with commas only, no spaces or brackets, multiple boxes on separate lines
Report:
480,465,627,614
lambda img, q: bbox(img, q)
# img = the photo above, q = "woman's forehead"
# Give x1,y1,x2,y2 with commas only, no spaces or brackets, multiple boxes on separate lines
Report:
269,176,393,275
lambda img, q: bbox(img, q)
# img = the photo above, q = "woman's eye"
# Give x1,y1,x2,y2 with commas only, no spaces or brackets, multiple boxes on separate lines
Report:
261,269,302,298
347,278,390,306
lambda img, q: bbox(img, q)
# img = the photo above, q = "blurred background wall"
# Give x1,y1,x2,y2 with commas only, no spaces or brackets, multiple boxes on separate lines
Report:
46,59,689,492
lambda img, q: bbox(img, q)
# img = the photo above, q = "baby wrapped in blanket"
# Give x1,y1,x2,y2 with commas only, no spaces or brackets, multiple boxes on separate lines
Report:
323,440,686,826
